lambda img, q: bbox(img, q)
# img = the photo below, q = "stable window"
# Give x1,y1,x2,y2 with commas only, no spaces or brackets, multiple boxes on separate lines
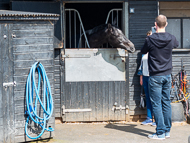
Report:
160,2,190,48
64,3,123,49
166,18,190,49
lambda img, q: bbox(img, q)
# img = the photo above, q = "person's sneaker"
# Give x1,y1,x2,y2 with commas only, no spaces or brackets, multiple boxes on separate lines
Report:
141,118,152,125
151,122,156,126
165,132,170,138
148,133,165,140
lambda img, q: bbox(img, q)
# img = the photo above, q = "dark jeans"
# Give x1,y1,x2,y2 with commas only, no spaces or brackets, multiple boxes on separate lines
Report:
149,74,172,135
143,76,153,119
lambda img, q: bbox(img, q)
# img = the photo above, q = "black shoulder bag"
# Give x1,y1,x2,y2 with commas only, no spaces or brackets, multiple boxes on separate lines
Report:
139,86,146,109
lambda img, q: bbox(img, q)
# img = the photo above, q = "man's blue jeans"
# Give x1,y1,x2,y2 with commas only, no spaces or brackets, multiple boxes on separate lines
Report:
149,74,172,135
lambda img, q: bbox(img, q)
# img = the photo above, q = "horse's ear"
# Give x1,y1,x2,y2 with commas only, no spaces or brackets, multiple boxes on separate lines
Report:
108,23,112,32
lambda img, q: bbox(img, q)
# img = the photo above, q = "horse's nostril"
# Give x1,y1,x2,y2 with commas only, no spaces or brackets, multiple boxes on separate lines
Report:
130,47,135,52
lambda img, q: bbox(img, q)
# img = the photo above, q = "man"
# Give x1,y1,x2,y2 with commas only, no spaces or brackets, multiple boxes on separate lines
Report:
141,15,179,140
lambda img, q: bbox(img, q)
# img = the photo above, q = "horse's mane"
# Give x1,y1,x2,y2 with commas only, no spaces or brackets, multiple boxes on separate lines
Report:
85,24,120,36
85,24,106,35
78,23,121,48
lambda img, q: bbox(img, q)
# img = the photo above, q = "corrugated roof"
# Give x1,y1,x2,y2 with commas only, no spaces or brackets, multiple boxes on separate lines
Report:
0,10,59,20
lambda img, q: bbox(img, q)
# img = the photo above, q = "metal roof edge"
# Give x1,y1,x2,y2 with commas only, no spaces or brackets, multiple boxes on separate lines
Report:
0,10,60,21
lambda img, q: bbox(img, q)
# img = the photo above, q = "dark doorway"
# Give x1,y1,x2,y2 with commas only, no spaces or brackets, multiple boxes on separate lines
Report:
65,3,123,48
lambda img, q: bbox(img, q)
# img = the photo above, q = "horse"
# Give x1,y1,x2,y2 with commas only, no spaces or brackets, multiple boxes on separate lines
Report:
78,23,135,53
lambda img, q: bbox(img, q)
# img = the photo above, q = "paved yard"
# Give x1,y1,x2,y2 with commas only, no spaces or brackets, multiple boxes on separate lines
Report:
37,121,190,143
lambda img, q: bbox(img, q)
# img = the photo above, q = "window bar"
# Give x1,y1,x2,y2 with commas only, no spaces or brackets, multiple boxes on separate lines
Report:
74,11,76,48
117,11,118,27
181,19,183,49
64,12,66,48
79,24,81,48
112,11,113,24
69,11,71,48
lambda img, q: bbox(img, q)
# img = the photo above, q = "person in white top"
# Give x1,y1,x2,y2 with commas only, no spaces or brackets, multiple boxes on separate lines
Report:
137,30,155,126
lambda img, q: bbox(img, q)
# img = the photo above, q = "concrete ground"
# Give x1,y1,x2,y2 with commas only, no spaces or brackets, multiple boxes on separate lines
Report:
35,121,190,143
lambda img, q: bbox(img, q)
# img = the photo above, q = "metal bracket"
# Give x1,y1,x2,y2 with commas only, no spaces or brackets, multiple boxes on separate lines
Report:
12,34,16,38
112,103,129,114
110,54,128,59
62,105,92,115
60,49,65,61
63,54,91,58
112,105,126,111
3,81,16,88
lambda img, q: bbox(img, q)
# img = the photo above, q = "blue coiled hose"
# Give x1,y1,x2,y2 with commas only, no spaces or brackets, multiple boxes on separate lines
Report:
25,62,54,139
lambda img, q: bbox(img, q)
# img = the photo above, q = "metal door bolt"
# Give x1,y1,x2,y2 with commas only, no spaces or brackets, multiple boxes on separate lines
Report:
3,81,17,88
12,34,16,38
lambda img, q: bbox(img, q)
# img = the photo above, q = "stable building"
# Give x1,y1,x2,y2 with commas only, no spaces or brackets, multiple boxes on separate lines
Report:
0,0,190,142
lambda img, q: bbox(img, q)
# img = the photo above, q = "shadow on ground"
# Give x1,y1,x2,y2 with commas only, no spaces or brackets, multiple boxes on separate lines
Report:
104,123,154,137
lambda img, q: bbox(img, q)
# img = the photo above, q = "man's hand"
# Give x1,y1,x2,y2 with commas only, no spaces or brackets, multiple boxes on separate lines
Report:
140,75,143,86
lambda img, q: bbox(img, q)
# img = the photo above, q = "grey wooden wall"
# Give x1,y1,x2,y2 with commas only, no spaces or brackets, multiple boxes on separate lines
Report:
128,1,190,116
0,21,56,142
13,21,55,142
54,49,61,117
128,1,158,115
0,24,14,143
128,51,190,115
129,1,157,50
128,51,145,115
172,51,190,108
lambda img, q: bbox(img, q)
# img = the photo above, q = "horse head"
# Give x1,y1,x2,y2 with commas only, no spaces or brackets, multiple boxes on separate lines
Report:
78,23,135,53
106,23,135,53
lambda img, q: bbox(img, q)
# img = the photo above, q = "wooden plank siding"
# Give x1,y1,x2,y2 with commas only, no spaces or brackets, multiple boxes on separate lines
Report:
61,80,127,122
128,51,147,115
160,2,190,17
128,51,190,115
128,1,158,115
10,21,55,142
0,24,15,143
129,1,158,50
54,49,61,117
171,51,190,109
0,25,3,141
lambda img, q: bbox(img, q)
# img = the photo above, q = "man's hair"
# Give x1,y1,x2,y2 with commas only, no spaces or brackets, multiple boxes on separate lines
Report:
147,30,152,36
155,15,167,28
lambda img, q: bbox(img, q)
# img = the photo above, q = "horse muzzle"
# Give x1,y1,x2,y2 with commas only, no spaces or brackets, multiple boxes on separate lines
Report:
129,46,135,53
